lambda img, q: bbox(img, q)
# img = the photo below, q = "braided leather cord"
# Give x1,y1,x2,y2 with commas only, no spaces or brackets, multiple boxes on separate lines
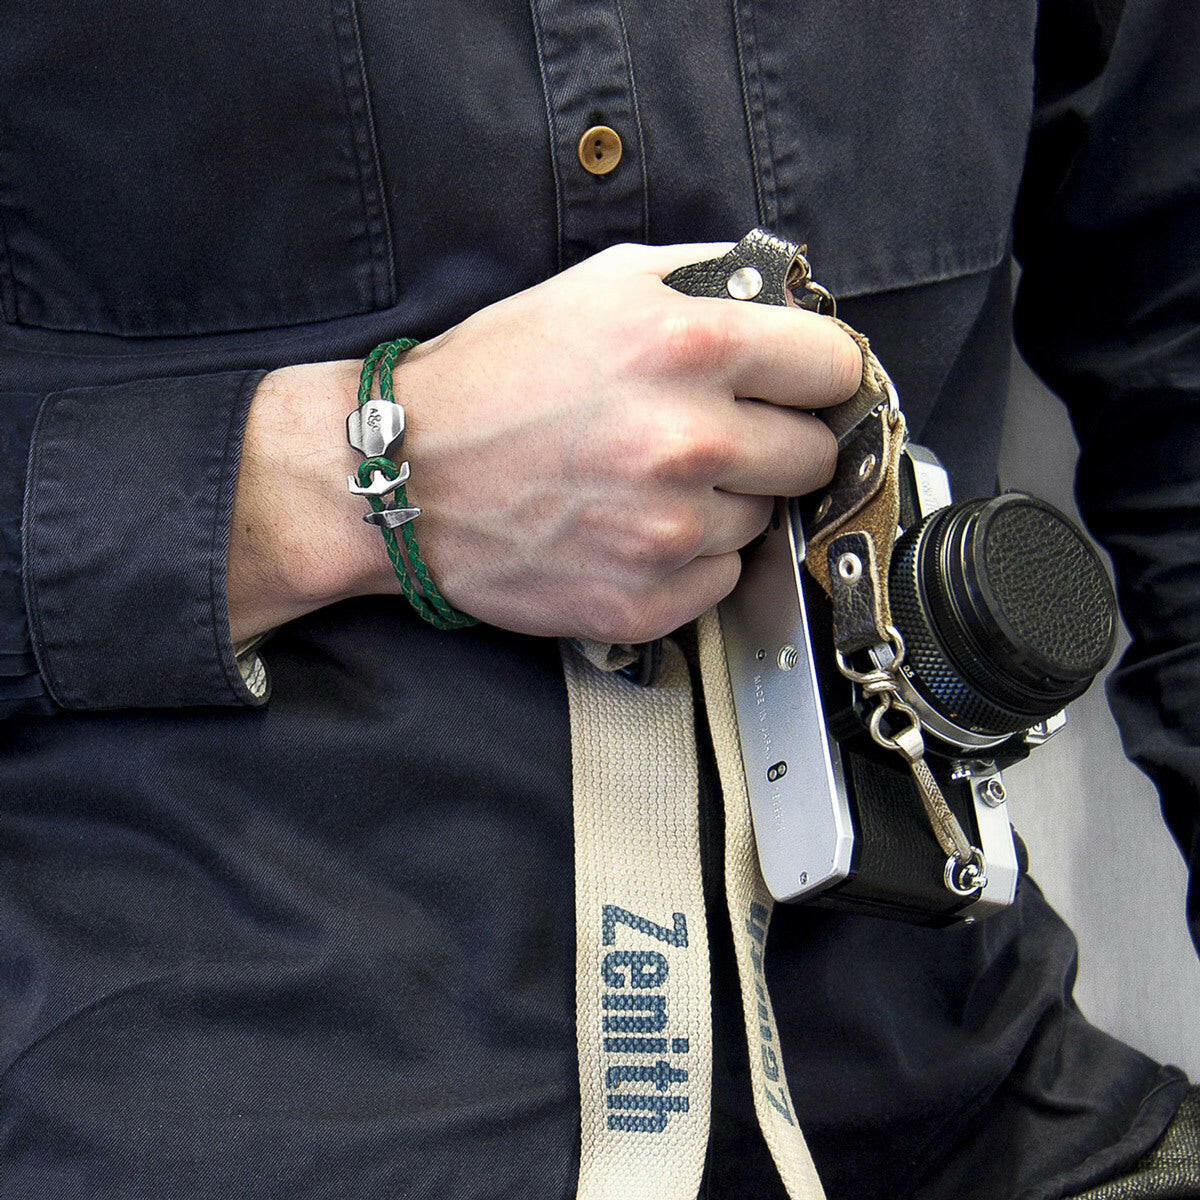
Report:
356,339,476,631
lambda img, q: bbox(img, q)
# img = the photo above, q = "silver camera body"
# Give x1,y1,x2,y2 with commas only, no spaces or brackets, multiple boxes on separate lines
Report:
721,445,1064,925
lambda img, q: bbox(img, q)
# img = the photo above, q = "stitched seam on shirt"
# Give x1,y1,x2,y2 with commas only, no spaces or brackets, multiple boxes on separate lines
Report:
0,101,20,323
19,392,62,706
612,0,651,245
744,0,782,231
0,200,16,326
344,0,398,307
739,0,778,228
208,371,267,704
731,0,767,227
329,0,395,312
528,0,565,273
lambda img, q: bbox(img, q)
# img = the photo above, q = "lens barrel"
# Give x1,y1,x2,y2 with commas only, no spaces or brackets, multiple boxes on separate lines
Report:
888,494,1117,738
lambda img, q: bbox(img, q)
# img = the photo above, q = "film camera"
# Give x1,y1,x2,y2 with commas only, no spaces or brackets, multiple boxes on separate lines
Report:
668,232,1119,925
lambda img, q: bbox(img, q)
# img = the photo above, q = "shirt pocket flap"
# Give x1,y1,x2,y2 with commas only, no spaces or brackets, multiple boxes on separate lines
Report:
740,0,1037,299
0,0,394,337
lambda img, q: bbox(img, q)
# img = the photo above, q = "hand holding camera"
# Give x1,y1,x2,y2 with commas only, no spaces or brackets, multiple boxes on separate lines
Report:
234,231,1116,927
676,232,1120,924
380,241,863,642
230,241,859,644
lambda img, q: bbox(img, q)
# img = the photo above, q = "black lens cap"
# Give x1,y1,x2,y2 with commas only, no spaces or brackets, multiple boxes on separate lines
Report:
924,494,1118,714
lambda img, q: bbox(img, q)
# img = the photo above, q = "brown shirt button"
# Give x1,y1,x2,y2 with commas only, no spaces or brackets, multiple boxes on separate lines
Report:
577,125,623,175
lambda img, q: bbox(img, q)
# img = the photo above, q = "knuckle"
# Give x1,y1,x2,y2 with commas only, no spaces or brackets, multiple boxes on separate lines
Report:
586,589,659,645
679,428,736,478
652,419,735,481
617,410,733,484
641,507,705,566
651,308,735,374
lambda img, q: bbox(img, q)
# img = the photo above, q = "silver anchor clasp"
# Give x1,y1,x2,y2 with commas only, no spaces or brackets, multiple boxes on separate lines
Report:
346,398,421,529
364,504,422,530
347,463,422,529
347,460,410,497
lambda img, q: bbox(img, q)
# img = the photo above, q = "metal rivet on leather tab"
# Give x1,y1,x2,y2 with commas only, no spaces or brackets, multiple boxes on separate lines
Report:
726,266,763,300
836,552,863,583
578,125,622,175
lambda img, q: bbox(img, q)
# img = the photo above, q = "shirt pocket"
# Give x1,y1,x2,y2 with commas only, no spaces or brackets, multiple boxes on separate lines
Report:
0,0,394,337
736,0,1038,299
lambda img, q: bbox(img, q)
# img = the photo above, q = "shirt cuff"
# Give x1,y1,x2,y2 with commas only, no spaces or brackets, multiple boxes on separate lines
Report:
22,370,270,710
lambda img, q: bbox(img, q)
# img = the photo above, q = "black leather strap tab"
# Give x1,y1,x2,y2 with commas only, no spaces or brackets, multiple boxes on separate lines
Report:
805,415,887,542
663,228,804,308
663,228,890,448
828,530,887,654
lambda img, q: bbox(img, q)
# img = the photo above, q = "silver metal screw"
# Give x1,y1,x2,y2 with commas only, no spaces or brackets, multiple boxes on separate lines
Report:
981,777,1007,807
777,645,799,671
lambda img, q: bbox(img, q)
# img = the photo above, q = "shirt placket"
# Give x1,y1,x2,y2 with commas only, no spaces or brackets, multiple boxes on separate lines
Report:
529,0,649,269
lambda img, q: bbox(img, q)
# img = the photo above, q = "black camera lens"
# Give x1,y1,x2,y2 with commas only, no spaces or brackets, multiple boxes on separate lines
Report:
888,494,1118,737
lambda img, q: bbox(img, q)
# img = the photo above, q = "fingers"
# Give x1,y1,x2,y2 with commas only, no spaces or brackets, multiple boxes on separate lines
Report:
595,241,738,279
657,295,863,409
712,401,839,497
593,242,862,410
694,490,773,560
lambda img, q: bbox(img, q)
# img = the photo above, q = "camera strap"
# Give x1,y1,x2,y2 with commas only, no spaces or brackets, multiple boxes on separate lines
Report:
561,632,825,1200
803,401,981,883
561,636,712,1200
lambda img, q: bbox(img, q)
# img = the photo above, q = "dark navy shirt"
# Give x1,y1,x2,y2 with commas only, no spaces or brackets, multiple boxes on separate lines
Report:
0,1,1197,1197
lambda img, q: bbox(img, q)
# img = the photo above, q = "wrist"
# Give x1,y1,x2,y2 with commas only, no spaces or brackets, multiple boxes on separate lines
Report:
227,359,400,642
347,337,478,631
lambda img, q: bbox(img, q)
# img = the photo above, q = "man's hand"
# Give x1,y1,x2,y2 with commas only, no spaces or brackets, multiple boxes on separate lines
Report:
227,242,861,644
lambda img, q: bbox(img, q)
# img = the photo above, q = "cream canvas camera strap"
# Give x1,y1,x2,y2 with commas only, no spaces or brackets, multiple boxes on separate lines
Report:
562,624,824,1200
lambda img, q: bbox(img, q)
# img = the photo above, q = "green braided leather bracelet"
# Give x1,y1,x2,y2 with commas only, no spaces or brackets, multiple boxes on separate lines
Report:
346,338,476,631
